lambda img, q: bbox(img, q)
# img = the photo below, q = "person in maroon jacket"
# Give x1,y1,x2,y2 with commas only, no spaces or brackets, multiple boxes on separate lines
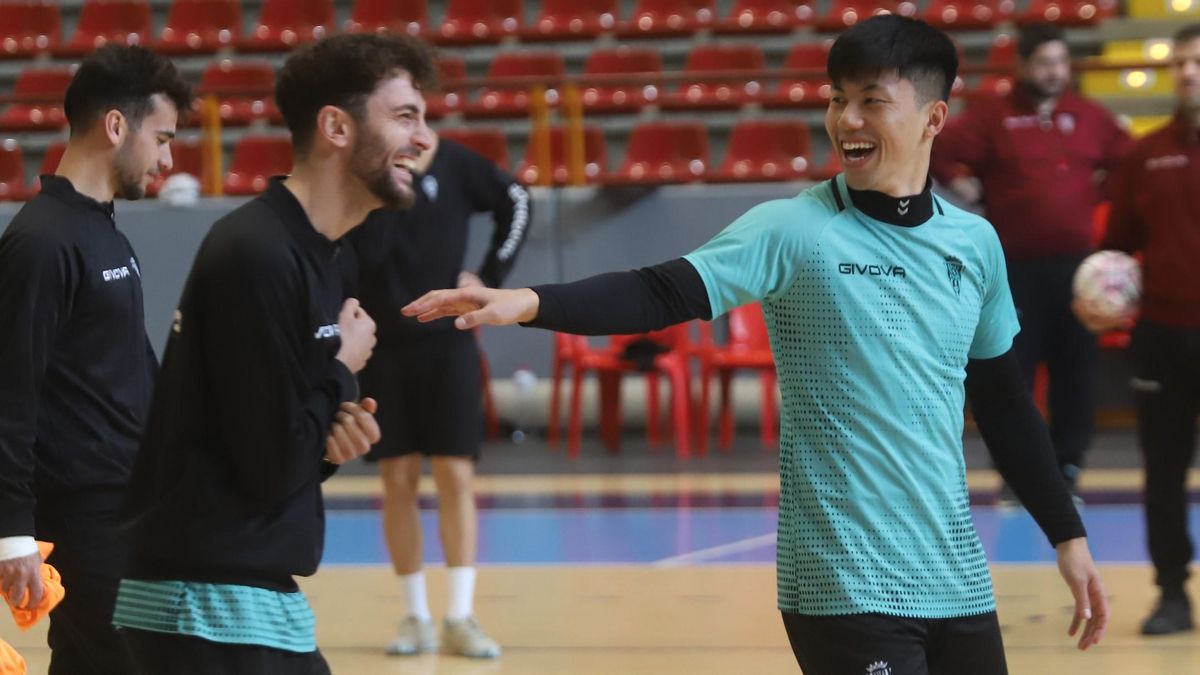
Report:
931,23,1132,501
1076,23,1200,637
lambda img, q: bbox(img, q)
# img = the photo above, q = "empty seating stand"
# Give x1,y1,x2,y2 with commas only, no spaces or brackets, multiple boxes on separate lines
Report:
715,0,816,34
344,0,427,36
427,56,468,120
55,0,151,57
610,122,709,185
438,127,511,169
816,0,916,32
581,48,663,114
0,1,62,59
223,136,293,195
0,140,31,202
523,0,619,41
156,0,242,54
197,60,280,127
766,42,833,109
239,0,332,52
709,120,811,182
0,67,73,132
466,51,566,118
618,0,716,38
435,0,524,45
663,44,766,110
517,126,608,185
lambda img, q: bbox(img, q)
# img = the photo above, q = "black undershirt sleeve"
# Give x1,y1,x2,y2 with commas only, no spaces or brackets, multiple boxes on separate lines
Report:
966,349,1087,546
525,258,713,335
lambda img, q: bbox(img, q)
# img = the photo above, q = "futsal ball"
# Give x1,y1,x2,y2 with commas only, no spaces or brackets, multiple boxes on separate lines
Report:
159,173,201,208
1072,250,1141,320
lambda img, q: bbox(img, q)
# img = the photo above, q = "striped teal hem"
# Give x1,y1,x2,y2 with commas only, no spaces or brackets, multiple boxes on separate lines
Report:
113,579,317,653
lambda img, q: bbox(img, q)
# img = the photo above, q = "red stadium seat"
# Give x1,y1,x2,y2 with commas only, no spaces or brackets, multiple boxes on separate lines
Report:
0,67,73,132
618,0,716,38
611,122,709,185
223,136,292,195
435,0,523,45
581,47,662,114
55,0,151,57
971,33,1017,99
715,0,815,34
239,0,332,52
523,0,618,41
923,0,1008,30
437,127,510,169
425,56,467,120
709,119,811,182
466,52,566,118
146,137,208,197
816,0,916,32
197,61,279,127
156,0,241,54
663,44,766,110
1018,0,1101,25
38,141,66,176
0,1,62,59
0,140,31,202
696,303,778,454
517,126,608,185
344,0,427,36
765,42,832,109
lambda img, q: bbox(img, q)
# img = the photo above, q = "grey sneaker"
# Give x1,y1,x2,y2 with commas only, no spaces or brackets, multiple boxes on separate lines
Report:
442,616,502,658
386,616,436,656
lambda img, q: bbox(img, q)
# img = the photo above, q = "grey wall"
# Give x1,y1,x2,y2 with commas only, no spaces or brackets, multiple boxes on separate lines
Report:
0,182,1134,409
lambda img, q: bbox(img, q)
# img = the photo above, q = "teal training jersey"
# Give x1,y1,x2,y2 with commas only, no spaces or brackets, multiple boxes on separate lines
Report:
684,175,1020,618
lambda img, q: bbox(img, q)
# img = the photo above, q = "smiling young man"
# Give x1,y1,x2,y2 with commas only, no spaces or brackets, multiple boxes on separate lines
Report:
400,16,1108,674
112,34,433,674
0,45,190,674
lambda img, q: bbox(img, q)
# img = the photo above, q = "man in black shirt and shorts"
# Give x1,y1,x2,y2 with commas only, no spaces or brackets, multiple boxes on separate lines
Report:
349,129,530,658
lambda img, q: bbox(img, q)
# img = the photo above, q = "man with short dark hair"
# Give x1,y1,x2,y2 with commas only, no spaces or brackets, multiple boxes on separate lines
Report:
0,44,191,674
113,34,434,674
1077,23,1200,637
403,16,1108,673
931,23,1133,502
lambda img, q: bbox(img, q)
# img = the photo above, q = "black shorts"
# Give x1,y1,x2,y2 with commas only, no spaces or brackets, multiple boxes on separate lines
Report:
122,629,330,675
781,611,1008,675
359,330,483,460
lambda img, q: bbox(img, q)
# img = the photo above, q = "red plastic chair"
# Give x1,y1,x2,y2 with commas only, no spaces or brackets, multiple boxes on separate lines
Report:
38,141,65,176
0,67,73,132
223,136,292,195
697,304,777,453
663,44,766,110
1018,0,1100,25
146,137,207,197
815,0,916,32
581,47,663,114
561,326,698,458
156,0,241,54
710,120,811,182
239,0,332,52
197,60,279,127
610,122,709,185
517,126,607,185
344,0,427,36
437,127,510,169
523,0,619,41
0,140,30,202
0,1,62,58
465,51,566,118
765,42,832,109
426,56,467,120
55,0,150,57
435,0,524,45
618,0,716,38
922,0,1005,30
715,0,815,33
970,33,1017,100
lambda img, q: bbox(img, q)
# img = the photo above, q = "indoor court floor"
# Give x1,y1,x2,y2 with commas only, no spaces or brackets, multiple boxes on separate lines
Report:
5,465,1200,674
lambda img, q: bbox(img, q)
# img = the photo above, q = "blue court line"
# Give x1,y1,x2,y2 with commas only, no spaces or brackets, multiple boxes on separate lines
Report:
321,504,1200,566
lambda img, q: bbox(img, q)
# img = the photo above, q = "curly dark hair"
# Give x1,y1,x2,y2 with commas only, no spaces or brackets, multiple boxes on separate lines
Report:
64,45,193,134
276,33,437,157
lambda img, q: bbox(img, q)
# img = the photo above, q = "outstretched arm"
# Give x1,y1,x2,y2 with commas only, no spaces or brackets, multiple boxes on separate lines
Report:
403,258,712,335
966,350,1107,650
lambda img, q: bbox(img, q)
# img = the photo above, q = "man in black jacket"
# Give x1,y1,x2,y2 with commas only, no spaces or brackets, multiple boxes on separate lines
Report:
350,130,530,658
113,34,433,674
0,46,191,675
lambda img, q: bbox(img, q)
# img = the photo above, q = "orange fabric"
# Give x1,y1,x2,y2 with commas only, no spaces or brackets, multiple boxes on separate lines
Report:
5,542,65,630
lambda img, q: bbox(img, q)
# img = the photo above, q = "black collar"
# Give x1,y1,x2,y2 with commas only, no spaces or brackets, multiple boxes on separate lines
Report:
38,175,115,222
846,177,937,227
260,177,340,258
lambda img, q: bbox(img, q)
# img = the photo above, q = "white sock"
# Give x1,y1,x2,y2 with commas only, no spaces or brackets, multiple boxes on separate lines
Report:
400,570,431,621
445,566,476,621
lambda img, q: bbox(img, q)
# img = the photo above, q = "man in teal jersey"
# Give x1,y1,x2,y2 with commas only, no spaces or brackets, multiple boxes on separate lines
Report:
400,16,1107,673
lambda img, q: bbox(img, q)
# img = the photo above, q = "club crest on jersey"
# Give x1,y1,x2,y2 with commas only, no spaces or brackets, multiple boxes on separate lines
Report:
313,324,340,340
866,661,892,675
944,255,964,295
